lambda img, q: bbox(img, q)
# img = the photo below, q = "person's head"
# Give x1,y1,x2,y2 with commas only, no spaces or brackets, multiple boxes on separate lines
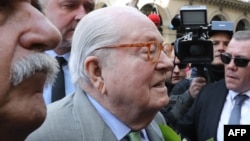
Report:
209,31,232,65
40,0,95,54
69,6,173,130
165,43,188,85
221,30,250,93
0,0,61,140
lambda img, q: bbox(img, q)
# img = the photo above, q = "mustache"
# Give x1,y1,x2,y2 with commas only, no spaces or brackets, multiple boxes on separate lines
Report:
11,53,59,87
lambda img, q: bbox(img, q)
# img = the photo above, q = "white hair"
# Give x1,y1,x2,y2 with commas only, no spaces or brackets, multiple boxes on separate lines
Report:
233,30,250,41
69,6,151,86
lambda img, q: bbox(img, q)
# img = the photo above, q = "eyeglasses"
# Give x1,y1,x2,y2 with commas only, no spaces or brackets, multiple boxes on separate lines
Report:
220,53,250,67
97,41,165,63
173,63,188,69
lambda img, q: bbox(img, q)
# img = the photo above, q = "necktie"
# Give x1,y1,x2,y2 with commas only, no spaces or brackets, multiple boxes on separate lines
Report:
127,131,141,141
52,56,67,102
228,94,249,125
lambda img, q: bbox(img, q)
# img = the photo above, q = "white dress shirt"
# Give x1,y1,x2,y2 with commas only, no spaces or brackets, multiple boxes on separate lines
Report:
43,50,75,105
217,90,250,141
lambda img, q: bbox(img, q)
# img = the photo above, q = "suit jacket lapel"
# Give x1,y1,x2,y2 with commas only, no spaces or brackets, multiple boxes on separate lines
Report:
145,120,164,141
73,88,117,141
208,81,228,139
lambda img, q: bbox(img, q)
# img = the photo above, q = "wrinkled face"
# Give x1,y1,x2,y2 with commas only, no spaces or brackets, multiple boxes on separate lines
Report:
44,0,95,47
166,49,187,85
210,32,231,65
224,39,250,93
99,16,173,127
0,0,61,135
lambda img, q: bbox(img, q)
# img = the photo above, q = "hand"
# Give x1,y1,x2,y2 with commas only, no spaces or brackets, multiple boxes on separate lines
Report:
188,77,206,98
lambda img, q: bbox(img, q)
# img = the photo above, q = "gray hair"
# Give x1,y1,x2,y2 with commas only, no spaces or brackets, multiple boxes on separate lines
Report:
11,53,59,87
69,6,148,86
233,30,250,40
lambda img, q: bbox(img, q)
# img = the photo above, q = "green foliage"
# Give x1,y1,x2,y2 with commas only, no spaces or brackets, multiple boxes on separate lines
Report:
158,124,182,141
206,137,214,141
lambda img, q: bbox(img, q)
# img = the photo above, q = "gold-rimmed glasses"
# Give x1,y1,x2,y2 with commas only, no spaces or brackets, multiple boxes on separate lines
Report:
96,41,165,63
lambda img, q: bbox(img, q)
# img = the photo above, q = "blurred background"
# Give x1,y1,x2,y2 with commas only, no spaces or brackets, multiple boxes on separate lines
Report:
95,0,250,43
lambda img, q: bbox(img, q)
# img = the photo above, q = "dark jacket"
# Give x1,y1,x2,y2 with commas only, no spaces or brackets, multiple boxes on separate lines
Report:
176,79,228,141
162,79,194,126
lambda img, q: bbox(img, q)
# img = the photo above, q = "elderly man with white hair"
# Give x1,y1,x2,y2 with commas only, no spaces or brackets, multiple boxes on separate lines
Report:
27,6,175,141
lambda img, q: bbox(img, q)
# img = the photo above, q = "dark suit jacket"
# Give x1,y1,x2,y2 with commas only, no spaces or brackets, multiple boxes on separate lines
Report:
176,79,228,141
26,88,166,141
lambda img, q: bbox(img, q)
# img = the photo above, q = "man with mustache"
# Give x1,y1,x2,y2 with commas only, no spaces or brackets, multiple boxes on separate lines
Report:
0,0,61,140
40,0,96,104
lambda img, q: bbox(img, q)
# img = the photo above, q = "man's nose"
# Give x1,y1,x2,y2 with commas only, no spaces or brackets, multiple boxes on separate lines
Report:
19,5,62,51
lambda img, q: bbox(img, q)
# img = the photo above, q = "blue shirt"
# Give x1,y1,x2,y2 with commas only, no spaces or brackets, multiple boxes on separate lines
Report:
43,50,75,105
87,94,149,141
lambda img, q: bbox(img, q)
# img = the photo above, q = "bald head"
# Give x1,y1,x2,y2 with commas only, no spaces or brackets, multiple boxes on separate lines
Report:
73,6,159,46
77,6,157,34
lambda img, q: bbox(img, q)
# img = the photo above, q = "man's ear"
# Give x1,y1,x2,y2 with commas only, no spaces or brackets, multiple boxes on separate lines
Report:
84,56,106,94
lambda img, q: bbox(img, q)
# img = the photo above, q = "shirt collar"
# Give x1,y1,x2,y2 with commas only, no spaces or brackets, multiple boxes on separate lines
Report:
45,50,70,62
87,94,130,140
229,90,250,100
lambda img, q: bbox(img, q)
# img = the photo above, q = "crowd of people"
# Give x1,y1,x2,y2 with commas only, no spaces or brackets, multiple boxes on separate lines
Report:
176,30,250,141
160,28,234,126
1,0,250,141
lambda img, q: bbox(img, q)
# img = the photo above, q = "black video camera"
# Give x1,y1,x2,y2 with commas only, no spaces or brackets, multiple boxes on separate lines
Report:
172,5,213,64
171,5,234,64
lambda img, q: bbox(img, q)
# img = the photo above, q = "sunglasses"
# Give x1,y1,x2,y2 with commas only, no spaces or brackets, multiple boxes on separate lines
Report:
220,53,250,67
173,63,188,69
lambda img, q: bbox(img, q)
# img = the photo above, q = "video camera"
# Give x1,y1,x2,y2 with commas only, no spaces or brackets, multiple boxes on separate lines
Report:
171,5,234,64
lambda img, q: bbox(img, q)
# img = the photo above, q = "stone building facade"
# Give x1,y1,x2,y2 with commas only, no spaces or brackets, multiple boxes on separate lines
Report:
95,0,250,43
